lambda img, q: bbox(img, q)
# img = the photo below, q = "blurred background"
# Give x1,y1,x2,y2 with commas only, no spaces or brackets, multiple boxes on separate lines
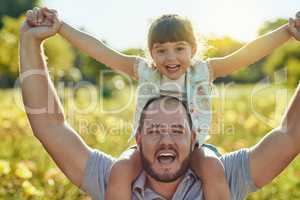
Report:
0,0,300,199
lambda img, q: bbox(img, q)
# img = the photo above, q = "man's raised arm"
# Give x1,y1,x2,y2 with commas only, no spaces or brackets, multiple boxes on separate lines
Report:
19,18,91,187
249,83,300,188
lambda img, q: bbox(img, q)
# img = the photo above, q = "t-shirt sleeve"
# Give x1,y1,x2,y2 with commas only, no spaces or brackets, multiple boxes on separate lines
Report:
133,57,153,80
80,149,116,200
220,149,258,200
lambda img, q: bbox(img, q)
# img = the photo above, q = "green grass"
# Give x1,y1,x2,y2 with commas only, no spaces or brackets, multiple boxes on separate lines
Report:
0,84,299,199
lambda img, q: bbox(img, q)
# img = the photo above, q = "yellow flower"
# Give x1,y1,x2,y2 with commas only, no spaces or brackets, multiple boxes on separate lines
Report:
15,163,32,179
22,181,43,196
0,160,10,175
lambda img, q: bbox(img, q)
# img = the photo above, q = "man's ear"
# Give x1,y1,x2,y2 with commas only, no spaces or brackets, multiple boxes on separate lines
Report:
135,132,142,147
191,130,197,150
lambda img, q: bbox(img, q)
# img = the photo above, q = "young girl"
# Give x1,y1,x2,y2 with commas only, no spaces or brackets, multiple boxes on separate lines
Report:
26,7,300,200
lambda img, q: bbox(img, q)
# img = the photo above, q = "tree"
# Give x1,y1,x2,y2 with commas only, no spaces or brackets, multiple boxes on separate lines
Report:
0,0,40,28
259,18,300,87
258,18,288,36
263,41,300,86
44,35,77,83
201,35,264,83
0,16,75,87
0,16,24,87
201,36,243,59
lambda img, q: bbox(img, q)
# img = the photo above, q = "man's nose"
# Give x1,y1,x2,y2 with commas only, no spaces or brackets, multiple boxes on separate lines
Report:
159,132,174,145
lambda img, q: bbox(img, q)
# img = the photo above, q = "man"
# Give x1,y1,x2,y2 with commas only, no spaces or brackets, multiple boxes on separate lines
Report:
81,96,258,200
19,8,300,200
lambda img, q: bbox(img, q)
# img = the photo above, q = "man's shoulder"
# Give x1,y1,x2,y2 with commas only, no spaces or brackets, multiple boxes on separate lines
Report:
81,149,116,200
219,148,250,163
220,148,258,199
88,149,116,165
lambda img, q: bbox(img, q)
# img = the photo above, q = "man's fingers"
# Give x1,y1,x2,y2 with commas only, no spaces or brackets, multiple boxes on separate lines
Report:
41,7,57,22
295,18,300,27
288,18,297,34
44,7,58,14
38,8,44,24
289,17,295,27
25,7,59,28
26,10,36,27
32,7,38,24
25,10,33,20
289,18,300,40
43,9,55,18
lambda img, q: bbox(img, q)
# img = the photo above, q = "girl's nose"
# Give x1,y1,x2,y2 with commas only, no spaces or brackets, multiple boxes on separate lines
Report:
166,51,176,60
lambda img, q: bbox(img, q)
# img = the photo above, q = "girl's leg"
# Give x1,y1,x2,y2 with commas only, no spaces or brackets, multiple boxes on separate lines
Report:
105,147,141,200
191,146,231,200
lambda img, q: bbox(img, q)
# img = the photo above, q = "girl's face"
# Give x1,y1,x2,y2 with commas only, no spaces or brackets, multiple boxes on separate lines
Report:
151,41,196,80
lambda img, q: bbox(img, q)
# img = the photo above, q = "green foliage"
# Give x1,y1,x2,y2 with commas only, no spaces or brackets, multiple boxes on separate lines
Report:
201,36,243,59
74,51,106,84
0,16,24,86
258,18,288,36
122,48,145,57
230,59,266,83
0,16,76,87
44,35,77,82
259,18,300,87
201,36,265,83
0,0,40,28
263,41,300,86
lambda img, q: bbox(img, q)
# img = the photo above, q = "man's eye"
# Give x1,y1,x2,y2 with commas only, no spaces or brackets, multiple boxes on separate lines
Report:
176,47,185,51
172,130,183,134
147,130,160,135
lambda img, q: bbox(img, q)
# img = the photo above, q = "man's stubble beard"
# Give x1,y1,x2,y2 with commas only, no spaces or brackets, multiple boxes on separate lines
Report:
140,143,193,183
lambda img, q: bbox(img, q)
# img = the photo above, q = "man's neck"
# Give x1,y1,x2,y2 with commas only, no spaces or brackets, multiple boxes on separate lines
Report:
145,175,183,200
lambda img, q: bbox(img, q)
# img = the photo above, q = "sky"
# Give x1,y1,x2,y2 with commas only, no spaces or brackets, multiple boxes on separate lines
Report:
42,0,299,51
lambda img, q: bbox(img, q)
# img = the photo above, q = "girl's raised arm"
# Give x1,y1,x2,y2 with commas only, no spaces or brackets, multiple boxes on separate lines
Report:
29,7,137,77
208,12,300,80
58,22,137,77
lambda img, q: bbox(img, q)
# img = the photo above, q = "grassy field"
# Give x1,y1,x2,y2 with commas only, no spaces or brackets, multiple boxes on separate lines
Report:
0,84,299,199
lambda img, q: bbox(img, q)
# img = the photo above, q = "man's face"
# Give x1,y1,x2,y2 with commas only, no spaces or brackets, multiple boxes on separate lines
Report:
137,98,196,182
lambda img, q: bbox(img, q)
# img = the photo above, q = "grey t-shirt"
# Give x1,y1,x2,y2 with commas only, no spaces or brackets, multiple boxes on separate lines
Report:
81,148,258,200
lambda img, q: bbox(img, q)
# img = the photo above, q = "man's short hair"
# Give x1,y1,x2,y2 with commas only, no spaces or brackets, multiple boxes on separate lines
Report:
138,96,193,132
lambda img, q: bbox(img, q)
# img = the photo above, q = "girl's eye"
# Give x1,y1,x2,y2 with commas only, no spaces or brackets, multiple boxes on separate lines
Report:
157,49,165,54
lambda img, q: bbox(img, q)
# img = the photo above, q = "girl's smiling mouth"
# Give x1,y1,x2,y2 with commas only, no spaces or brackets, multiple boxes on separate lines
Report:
165,64,180,73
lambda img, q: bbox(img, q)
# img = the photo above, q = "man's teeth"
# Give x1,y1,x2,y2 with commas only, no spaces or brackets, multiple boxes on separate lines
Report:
159,153,175,157
158,156,175,164
157,151,176,164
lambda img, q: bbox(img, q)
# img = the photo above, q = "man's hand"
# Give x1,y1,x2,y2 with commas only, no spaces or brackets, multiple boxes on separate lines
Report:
288,11,300,41
26,7,54,27
21,7,61,42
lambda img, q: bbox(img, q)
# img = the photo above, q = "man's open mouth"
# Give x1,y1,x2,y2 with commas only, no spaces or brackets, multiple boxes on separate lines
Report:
157,152,176,164
165,64,180,73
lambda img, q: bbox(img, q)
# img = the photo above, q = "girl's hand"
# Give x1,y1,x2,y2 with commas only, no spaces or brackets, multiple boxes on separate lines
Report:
288,11,300,41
